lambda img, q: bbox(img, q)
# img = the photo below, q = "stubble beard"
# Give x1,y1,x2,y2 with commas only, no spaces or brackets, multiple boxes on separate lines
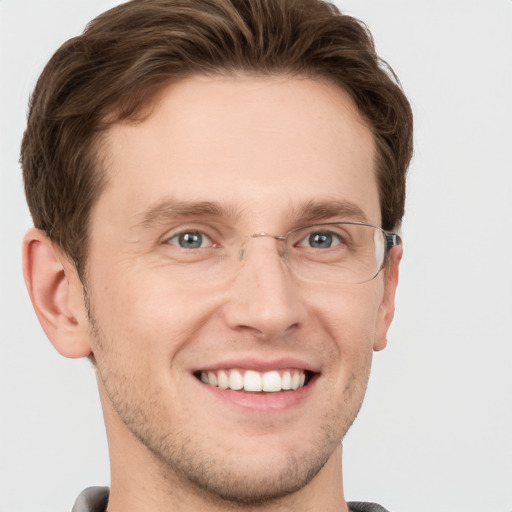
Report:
86,300,370,507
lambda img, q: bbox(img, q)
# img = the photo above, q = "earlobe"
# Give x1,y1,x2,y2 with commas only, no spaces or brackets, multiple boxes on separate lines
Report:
22,228,92,358
373,245,402,352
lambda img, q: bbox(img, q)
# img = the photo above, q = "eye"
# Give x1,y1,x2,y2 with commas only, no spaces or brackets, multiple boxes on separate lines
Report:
298,230,342,249
166,231,212,249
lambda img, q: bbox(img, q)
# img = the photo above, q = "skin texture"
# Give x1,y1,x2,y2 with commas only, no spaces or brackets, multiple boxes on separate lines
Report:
23,75,401,512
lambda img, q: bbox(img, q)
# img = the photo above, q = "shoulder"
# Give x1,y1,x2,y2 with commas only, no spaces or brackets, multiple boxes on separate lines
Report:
348,501,391,512
72,487,109,512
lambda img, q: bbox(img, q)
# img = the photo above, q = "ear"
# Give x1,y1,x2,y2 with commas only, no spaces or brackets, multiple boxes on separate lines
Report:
22,228,92,358
373,245,402,352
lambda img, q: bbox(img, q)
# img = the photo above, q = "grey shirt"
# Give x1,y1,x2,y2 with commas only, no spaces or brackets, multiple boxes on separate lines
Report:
72,487,390,512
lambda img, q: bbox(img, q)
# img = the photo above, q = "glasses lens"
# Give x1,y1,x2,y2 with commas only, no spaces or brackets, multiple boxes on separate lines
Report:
286,223,386,284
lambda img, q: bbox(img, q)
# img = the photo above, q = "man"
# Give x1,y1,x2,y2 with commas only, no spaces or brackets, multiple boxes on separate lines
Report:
20,0,413,510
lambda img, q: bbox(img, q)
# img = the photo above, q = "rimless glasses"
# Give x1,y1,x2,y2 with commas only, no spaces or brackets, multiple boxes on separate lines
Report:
162,222,401,286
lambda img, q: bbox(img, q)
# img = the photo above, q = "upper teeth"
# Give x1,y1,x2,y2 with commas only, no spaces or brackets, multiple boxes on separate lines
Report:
200,369,307,392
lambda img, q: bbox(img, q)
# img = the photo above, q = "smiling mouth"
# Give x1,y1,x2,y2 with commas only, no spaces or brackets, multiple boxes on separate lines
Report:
195,369,314,393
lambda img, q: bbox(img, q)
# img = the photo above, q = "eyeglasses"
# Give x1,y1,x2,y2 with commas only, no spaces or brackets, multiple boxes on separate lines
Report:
164,222,401,286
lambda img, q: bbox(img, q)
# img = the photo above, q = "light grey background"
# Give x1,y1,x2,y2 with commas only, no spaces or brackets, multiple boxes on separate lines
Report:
1,1,511,511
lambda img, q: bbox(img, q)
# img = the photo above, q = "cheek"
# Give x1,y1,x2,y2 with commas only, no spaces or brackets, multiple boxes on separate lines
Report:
309,282,384,352
85,264,222,363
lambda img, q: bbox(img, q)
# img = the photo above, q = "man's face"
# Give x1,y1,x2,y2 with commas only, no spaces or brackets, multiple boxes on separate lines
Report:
81,75,398,502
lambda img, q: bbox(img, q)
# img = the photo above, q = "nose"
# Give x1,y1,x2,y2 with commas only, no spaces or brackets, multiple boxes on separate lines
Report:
222,236,306,338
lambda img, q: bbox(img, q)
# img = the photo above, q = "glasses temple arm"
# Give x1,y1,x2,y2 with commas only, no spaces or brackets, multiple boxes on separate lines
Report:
385,232,402,253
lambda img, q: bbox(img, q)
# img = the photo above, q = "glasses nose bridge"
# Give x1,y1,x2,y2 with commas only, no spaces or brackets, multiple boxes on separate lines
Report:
238,232,287,262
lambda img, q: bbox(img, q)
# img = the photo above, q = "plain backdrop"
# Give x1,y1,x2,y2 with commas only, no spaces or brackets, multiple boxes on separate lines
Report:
1,1,511,511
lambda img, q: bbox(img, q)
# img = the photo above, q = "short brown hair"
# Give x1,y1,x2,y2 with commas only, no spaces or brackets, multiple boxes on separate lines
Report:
21,0,413,277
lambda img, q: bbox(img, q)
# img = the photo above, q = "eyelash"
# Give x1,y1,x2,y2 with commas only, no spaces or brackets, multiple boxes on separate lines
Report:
161,227,348,251
164,230,213,249
160,224,221,248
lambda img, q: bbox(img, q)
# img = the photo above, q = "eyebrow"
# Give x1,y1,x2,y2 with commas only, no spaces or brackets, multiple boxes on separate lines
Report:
293,199,369,224
132,198,369,230
132,199,244,230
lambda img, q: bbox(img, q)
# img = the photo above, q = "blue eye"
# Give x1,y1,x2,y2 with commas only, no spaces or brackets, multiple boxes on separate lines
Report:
301,231,341,249
167,231,211,249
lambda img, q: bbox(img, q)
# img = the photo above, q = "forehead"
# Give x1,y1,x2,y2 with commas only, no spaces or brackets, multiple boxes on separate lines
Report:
96,75,379,231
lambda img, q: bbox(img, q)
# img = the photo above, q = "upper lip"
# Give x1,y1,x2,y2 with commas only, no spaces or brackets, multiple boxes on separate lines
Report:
192,356,320,374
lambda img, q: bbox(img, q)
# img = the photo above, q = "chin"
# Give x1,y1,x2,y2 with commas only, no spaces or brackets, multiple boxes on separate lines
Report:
153,443,332,506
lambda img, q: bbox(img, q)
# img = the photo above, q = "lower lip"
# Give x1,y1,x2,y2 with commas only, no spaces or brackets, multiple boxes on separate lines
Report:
196,376,316,412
